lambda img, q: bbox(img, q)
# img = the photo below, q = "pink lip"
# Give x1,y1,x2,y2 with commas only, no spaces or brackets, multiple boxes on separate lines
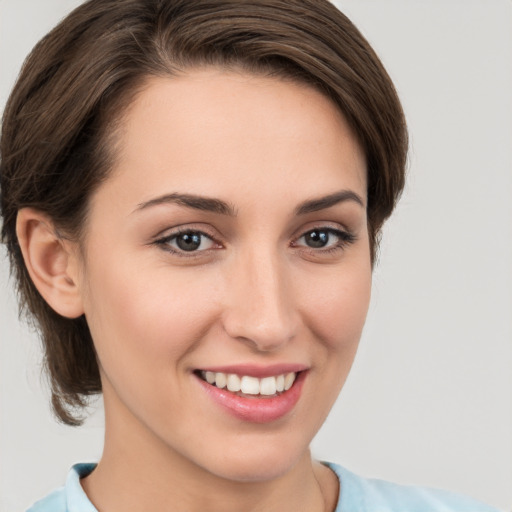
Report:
197,363,308,378
195,370,307,423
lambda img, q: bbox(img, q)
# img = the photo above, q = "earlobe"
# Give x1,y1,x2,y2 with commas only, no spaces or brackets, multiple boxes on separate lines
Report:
16,208,84,319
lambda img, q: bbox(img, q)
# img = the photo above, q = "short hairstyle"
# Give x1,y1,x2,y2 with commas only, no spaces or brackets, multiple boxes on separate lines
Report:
0,0,408,425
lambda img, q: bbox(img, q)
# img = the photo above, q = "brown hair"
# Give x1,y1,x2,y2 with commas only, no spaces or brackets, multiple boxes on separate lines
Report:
0,0,408,425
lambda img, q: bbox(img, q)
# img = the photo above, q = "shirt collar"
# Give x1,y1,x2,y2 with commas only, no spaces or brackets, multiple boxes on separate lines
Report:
66,463,98,512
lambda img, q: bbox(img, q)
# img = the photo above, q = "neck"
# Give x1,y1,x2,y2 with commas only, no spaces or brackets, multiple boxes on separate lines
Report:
83,443,328,512
81,396,337,512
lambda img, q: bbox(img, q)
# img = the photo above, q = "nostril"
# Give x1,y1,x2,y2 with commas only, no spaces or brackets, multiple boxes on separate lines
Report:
222,308,298,351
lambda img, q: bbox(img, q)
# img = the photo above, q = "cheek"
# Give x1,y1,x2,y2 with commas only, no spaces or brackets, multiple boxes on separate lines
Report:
299,260,372,350
81,253,220,372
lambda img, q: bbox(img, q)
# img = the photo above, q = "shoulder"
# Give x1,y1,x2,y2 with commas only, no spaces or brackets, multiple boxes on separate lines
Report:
25,463,97,512
325,462,503,512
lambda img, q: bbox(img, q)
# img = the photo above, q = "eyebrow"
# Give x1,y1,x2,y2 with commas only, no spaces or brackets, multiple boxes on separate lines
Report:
134,189,364,216
295,190,365,215
134,193,237,216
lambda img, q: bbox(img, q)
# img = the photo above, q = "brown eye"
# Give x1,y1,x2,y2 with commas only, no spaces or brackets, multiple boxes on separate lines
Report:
303,230,330,248
294,227,356,252
175,232,203,251
157,230,216,253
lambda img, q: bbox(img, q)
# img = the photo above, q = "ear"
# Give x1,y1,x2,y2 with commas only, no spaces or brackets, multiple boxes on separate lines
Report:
16,208,84,319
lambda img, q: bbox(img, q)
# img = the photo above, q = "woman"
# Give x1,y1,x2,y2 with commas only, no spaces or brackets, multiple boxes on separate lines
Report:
0,1,504,511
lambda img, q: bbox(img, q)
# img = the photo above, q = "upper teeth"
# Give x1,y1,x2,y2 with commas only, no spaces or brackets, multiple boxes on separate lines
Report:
202,371,297,395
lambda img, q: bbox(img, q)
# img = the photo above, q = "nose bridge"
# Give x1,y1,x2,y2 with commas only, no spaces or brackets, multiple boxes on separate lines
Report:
223,246,297,350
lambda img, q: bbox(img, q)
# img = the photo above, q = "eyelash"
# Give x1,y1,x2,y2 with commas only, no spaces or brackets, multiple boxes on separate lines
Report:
153,228,219,258
153,226,356,258
292,227,356,255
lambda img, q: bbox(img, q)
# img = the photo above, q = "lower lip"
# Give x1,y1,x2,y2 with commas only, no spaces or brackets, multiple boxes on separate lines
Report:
196,371,307,423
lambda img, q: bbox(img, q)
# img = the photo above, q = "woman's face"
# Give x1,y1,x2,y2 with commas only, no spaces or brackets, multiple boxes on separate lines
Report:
76,69,371,481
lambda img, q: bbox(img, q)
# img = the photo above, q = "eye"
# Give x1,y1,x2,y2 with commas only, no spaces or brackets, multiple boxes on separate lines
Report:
155,230,216,253
294,227,355,251
301,229,333,248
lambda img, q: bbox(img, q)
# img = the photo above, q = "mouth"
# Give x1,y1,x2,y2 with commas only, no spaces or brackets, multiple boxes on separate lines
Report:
193,366,307,423
195,370,298,399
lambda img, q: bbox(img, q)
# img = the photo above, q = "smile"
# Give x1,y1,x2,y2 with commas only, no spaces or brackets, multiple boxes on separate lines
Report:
194,366,307,423
198,370,297,397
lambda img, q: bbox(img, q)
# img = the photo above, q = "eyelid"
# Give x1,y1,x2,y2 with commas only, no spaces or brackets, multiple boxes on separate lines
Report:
291,221,353,242
152,225,223,257
151,222,221,242
291,224,357,253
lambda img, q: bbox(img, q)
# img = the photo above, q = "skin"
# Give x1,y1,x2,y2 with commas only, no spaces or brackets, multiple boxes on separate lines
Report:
18,69,371,512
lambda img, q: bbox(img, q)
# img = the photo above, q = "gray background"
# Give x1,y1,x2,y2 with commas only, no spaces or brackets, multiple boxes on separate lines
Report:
1,1,511,510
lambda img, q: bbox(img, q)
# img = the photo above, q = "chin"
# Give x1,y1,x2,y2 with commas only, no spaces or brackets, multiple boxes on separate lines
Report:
208,458,298,483
197,436,310,483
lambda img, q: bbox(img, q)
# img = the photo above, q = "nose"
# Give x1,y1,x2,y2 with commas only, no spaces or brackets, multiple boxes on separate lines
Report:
222,249,298,352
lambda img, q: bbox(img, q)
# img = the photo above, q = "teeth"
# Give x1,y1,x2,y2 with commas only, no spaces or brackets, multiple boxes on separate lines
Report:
260,376,277,396
284,372,295,391
276,374,285,392
241,376,260,394
215,372,227,389
200,371,298,396
227,374,241,392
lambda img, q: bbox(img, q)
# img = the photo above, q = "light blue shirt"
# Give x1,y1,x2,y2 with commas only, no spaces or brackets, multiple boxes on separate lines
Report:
27,462,502,511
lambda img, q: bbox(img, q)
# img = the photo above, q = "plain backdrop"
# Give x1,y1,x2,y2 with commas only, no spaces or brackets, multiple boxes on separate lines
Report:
1,1,511,510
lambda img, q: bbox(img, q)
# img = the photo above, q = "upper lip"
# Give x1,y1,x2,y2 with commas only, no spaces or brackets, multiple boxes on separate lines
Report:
196,363,309,378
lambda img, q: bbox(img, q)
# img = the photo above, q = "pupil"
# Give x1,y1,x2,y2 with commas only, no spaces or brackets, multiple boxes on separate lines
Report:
306,230,328,248
176,232,201,251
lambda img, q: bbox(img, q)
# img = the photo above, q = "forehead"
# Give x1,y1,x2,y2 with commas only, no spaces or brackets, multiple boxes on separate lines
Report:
98,69,366,212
